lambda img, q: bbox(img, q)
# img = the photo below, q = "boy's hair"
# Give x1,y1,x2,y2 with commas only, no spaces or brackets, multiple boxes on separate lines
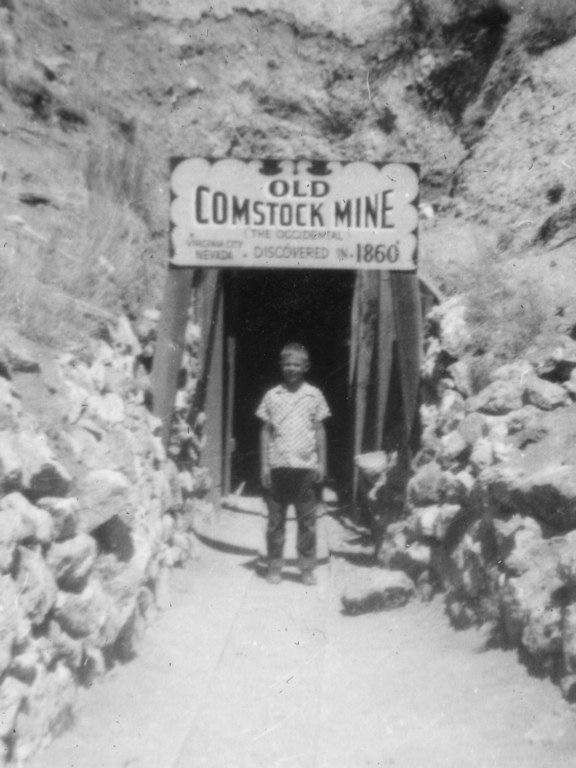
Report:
280,342,310,363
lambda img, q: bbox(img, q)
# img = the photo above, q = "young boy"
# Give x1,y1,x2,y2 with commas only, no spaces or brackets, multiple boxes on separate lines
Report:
256,343,331,585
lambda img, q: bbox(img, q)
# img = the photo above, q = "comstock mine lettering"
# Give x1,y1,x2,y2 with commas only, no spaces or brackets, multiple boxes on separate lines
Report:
194,186,397,230
334,190,395,229
195,186,324,228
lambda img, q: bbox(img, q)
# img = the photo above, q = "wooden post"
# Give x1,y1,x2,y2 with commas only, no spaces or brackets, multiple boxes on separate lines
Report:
351,272,377,513
390,271,423,447
375,271,395,449
223,335,236,496
151,266,195,448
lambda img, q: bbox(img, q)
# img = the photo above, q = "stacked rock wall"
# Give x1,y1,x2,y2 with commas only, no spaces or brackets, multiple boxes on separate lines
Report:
375,297,576,699
0,315,207,765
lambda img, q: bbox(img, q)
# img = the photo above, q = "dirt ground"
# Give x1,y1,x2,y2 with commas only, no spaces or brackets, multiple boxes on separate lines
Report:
31,513,576,768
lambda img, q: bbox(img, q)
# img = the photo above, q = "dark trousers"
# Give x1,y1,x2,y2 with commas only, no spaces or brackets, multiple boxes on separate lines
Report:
265,468,318,571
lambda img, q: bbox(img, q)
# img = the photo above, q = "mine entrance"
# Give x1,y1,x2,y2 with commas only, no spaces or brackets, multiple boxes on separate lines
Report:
223,269,355,498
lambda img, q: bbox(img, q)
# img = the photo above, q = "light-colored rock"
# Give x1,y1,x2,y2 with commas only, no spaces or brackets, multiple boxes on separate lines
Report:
341,569,415,614
77,469,136,531
0,378,22,425
492,438,521,464
63,379,90,424
389,541,432,576
12,663,75,766
15,431,71,498
137,308,160,343
505,404,542,434
415,504,463,541
354,451,389,481
490,360,533,383
531,340,576,380
448,359,472,397
88,392,125,424
95,550,152,647
0,510,27,573
0,676,28,740
434,297,472,358
36,496,78,540
47,534,97,591
53,579,112,640
437,388,465,432
443,520,501,629
493,515,543,575
407,461,445,506
0,576,26,676
114,608,146,661
557,530,576,585
457,412,487,446
467,379,525,415
20,503,54,545
562,601,576,679
11,646,42,684
0,492,54,545
0,431,22,491
470,437,494,473
565,369,576,397
443,469,475,504
488,421,509,443
47,620,83,670
420,402,439,431
525,376,570,411
112,315,141,355
0,333,40,373
16,546,58,625
501,552,564,662
439,430,468,464
421,337,441,381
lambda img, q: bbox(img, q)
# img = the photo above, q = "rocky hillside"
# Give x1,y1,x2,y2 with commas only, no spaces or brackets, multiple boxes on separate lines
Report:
358,297,576,701
0,313,211,764
2,0,576,358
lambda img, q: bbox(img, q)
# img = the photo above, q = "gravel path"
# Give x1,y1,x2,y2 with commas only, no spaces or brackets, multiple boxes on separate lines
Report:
33,515,576,768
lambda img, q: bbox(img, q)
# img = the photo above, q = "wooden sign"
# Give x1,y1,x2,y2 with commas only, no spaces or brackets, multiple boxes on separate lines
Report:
170,159,419,271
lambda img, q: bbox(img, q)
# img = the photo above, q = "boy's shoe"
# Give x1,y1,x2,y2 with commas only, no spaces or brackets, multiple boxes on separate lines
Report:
266,569,282,585
301,570,317,586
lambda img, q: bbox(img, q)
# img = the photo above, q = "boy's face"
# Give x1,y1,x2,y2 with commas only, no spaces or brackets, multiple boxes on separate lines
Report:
280,353,309,386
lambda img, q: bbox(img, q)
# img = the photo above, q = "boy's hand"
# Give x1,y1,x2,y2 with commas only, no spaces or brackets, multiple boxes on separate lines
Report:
261,467,271,489
314,465,326,484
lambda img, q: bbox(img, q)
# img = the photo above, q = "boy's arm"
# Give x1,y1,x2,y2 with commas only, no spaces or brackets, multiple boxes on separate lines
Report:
315,421,327,484
260,422,272,489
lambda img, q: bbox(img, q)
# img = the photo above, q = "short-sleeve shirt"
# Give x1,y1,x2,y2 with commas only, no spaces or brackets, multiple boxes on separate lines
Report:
256,382,331,469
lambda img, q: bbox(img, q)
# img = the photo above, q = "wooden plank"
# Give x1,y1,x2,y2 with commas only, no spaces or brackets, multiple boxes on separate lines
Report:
352,272,377,505
348,272,361,392
390,272,423,446
193,270,225,503
203,275,224,502
195,270,220,392
223,334,236,496
375,271,395,449
151,266,194,447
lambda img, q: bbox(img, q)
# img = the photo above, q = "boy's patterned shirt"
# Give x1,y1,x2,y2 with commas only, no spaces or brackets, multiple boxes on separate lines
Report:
256,382,331,469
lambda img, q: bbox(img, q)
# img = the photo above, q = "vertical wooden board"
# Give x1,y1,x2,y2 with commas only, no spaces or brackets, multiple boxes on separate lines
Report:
348,272,361,392
390,272,423,444
151,267,194,447
203,282,224,503
196,270,220,385
375,271,395,449
223,335,236,496
352,272,377,502
194,270,225,503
